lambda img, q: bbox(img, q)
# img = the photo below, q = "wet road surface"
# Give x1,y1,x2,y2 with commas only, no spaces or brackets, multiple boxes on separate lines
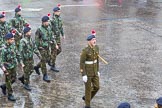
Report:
1,0,162,108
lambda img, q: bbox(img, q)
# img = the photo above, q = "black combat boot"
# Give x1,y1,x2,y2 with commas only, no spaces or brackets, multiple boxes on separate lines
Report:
0,84,6,95
47,60,52,66
50,65,59,72
43,74,51,83
18,76,24,84
24,84,31,91
8,94,16,101
34,66,40,75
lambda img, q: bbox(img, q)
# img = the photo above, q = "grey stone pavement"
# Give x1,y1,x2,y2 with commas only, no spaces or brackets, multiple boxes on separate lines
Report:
1,0,162,108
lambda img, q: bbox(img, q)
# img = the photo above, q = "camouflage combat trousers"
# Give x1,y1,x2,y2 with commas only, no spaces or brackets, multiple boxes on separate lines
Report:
84,76,100,107
5,67,17,95
14,34,22,50
50,43,61,66
23,59,34,84
36,49,50,74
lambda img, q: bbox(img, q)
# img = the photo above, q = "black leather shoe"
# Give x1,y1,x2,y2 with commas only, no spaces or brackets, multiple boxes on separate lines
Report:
0,84,6,95
34,66,40,75
43,74,51,83
18,76,24,84
82,96,85,101
50,66,59,72
24,84,31,91
8,94,16,101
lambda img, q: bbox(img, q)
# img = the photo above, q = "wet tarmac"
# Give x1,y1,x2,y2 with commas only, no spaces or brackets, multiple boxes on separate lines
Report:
1,0,162,108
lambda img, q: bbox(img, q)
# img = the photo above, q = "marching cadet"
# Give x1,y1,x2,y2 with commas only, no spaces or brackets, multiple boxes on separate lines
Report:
49,6,65,72
0,12,12,48
80,34,100,108
117,102,131,108
34,15,57,83
18,24,42,91
9,5,28,49
155,97,162,108
0,32,24,101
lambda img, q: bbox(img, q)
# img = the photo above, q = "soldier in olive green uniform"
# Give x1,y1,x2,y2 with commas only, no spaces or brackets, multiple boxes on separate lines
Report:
49,6,65,72
9,5,28,49
34,15,57,83
155,97,162,108
0,33,24,101
80,34,100,108
18,24,42,91
0,12,12,48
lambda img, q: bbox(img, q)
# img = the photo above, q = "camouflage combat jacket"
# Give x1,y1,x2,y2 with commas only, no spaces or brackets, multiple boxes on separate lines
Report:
50,14,64,43
35,25,56,50
19,36,41,61
80,45,99,77
9,14,27,34
0,21,11,46
1,43,22,69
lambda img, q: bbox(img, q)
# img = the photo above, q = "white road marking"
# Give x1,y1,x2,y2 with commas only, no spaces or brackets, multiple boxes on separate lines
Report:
0,8,43,13
23,8,43,11
107,5,119,7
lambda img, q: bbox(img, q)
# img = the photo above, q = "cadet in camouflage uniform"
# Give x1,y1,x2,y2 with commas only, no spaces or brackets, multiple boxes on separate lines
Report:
34,15,56,83
9,5,28,49
0,33,24,101
49,6,65,72
0,12,12,48
155,97,162,108
80,34,100,108
18,24,42,91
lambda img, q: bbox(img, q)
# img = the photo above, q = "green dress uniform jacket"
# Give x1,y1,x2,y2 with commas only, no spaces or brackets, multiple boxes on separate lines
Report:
80,45,99,77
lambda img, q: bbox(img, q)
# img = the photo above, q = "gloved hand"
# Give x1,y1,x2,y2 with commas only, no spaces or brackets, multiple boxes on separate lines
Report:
98,72,100,78
82,75,88,83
